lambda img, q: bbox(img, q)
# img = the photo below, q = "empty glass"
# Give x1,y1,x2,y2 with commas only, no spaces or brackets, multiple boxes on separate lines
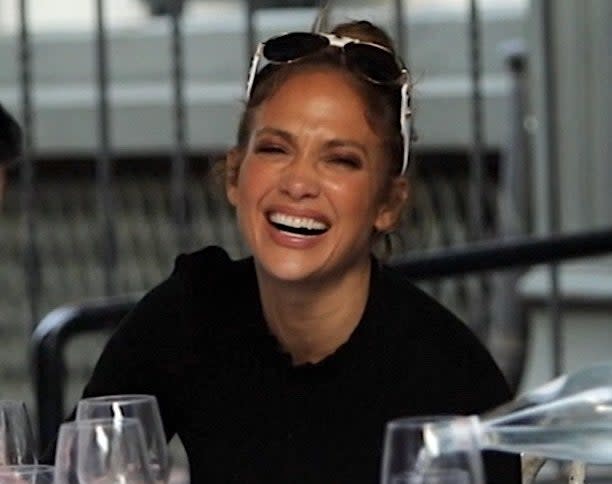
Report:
53,417,154,484
392,469,471,484
0,400,37,465
381,416,484,484
0,465,54,483
76,394,169,482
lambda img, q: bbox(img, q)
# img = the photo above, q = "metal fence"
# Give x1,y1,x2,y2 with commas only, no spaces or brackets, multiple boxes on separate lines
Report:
3,0,538,396
10,0,509,325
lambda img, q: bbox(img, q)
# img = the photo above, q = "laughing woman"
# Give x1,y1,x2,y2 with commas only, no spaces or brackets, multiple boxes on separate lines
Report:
69,20,520,483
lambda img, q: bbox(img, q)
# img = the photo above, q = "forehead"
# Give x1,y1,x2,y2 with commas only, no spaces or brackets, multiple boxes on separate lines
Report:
252,68,379,138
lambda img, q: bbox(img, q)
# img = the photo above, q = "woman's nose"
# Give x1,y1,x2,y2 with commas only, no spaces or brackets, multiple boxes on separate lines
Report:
278,156,320,200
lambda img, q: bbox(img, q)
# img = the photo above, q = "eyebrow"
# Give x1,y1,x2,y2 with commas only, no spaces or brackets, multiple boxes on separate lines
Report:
254,127,294,143
255,127,369,157
324,139,368,157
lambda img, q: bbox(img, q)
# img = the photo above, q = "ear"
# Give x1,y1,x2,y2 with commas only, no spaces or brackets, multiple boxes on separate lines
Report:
373,176,410,233
225,148,242,207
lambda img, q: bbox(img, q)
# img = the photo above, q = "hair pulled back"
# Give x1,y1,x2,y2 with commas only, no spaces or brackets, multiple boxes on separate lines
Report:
234,20,411,178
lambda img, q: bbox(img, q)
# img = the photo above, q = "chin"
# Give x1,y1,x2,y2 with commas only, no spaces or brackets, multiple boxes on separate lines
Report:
256,255,322,284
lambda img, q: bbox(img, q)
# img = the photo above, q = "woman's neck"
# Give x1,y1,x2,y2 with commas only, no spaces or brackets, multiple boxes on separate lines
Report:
255,259,372,366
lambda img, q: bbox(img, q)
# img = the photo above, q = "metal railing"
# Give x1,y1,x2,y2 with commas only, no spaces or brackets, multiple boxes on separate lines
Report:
0,0,535,459
30,226,612,454
11,0,498,331
31,294,139,450
2,1,536,444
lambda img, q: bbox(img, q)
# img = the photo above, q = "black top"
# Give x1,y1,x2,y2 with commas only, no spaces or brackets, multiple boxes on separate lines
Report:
78,246,520,483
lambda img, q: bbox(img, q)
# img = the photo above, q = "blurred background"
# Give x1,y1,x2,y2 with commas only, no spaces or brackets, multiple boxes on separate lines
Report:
0,0,610,481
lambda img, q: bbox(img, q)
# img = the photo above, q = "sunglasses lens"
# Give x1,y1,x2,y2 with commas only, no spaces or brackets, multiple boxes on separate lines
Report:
344,43,402,83
263,33,329,62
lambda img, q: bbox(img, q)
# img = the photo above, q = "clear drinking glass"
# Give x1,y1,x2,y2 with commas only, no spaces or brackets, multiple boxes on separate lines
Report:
0,465,55,483
0,400,37,465
53,417,154,484
391,469,472,484
76,394,169,483
380,415,485,484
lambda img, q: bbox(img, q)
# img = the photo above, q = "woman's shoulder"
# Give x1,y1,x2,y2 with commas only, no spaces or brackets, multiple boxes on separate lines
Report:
174,245,247,277
171,245,253,294
120,246,253,333
375,262,468,336
375,261,507,377
376,262,512,409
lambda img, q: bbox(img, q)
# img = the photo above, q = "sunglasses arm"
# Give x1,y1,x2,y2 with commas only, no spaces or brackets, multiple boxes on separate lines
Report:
246,43,264,99
400,81,411,175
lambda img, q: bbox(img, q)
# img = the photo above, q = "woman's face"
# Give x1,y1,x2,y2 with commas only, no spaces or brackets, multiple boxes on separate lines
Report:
227,68,407,286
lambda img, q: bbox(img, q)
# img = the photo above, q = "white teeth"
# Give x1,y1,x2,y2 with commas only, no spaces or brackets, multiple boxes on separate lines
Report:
269,212,328,230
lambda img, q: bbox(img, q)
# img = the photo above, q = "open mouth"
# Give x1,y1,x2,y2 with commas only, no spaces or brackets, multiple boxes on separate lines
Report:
268,212,329,236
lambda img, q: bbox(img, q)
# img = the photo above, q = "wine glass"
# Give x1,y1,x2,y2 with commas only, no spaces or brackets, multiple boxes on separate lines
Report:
76,394,169,483
0,400,37,465
0,465,54,483
380,415,485,484
53,417,154,484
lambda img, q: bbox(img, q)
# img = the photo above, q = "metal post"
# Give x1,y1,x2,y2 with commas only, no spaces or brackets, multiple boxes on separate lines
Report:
170,0,189,252
245,0,256,66
393,0,407,60
468,0,485,240
467,0,488,340
18,0,41,330
490,40,529,390
540,0,563,377
95,0,116,296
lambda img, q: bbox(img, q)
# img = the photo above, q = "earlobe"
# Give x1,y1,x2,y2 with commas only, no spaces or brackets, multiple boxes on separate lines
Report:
225,148,242,207
374,177,410,233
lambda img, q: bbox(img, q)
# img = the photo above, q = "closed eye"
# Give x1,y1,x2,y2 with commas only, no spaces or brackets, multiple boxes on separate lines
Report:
329,155,362,169
255,144,286,155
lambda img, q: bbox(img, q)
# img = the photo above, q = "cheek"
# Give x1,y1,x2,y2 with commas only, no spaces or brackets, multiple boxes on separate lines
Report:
234,159,274,210
329,179,380,217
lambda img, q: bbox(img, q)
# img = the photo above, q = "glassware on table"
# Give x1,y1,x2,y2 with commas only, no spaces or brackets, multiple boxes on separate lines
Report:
53,417,155,484
486,361,612,418
381,415,485,484
0,400,37,465
424,386,612,464
76,394,169,482
0,465,54,484
391,469,471,484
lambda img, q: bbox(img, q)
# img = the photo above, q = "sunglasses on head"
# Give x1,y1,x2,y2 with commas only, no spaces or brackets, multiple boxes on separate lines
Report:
246,32,413,175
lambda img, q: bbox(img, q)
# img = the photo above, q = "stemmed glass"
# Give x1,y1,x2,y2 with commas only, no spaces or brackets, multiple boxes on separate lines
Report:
0,400,37,465
76,394,169,483
0,465,55,483
380,416,485,484
53,418,154,484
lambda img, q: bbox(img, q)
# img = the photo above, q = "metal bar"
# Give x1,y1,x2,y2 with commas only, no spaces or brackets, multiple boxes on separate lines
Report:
392,227,612,279
95,0,116,296
393,0,406,60
489,40,528,391
467,0,487,340
18,0,41,329
31,227,612,448
245,0,256,66
468,0,485,240
170,0,189,251
32,296,137,451
541,0,563,377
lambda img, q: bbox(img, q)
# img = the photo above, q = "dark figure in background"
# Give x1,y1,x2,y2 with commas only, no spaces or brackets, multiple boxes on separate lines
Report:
0,103,22,204
47,20,521,484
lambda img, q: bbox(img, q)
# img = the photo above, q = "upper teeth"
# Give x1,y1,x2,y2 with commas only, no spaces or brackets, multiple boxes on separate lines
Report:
269,212,328,231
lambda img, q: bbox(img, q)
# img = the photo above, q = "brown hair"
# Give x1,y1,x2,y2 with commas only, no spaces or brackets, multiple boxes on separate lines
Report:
232,20,411,180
